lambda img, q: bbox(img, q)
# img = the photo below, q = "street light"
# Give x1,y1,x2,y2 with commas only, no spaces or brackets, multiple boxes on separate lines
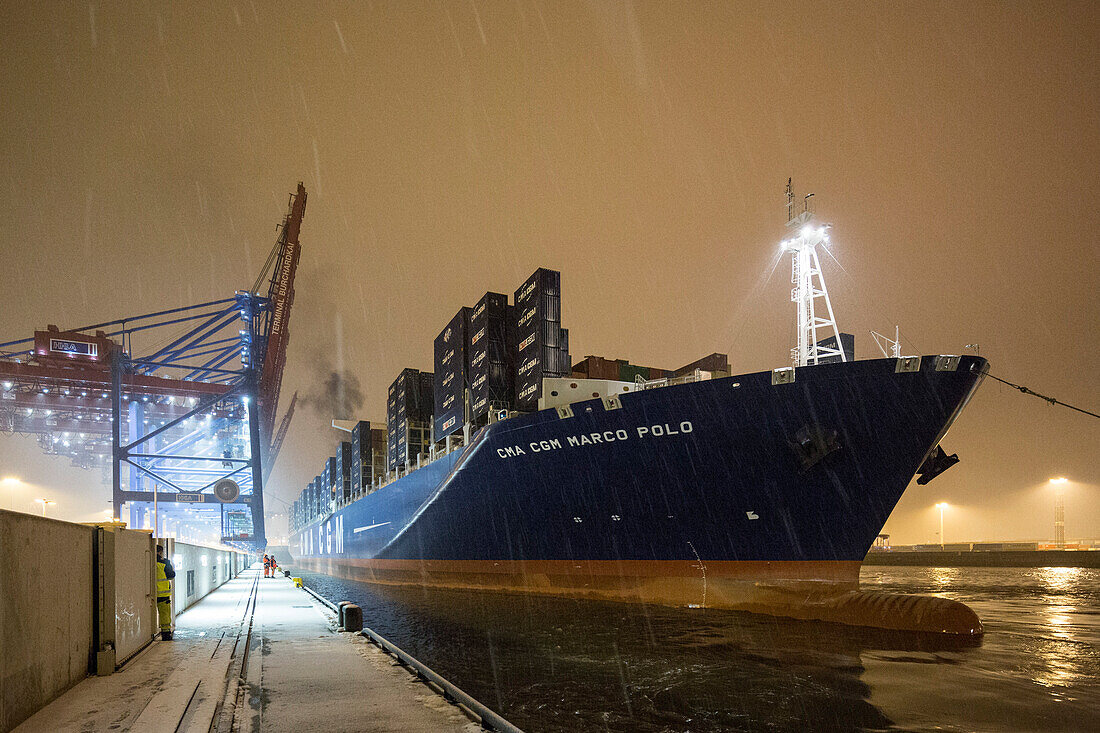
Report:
34,498,56,517
2,476,21,510
1049,477,1068,548
936,502,949,549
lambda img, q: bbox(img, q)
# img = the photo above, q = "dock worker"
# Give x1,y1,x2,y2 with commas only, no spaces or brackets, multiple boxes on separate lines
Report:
263,554,271,578
156,545,176,640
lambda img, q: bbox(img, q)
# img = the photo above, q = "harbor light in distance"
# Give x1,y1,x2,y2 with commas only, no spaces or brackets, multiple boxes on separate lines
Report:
34,498,56,517
1049,477,1068,548
935,502,949,548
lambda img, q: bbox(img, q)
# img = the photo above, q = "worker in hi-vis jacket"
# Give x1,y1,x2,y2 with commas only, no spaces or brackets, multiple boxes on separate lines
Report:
156,544,176,640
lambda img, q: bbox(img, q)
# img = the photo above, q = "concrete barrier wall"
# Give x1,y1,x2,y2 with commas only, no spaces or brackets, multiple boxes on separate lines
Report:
112,529,156,663
0,512,249,733
0,510,96,733
169,541,248,616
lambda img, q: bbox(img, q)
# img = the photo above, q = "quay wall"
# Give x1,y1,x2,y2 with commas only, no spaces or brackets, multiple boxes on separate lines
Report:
0,510,249,733
863,550,1100,568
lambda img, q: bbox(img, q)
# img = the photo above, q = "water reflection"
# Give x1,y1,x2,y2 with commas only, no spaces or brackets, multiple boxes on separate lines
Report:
930,566,960,591
1036,565,1081,593
859,566,1099,729
1032,648,1080,690
291,566,1100,731
296,574,985,732
1045,606,1074,636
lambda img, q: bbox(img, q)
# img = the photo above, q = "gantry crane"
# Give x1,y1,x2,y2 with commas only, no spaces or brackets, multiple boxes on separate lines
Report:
0,183,308,550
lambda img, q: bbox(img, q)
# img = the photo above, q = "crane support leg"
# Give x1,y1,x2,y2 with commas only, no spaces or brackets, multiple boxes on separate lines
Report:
247,368,266,546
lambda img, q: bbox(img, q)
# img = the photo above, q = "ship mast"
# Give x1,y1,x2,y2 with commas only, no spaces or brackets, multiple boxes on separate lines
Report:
781,179,846,367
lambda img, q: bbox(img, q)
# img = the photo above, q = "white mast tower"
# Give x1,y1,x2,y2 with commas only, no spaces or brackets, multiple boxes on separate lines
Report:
781,179,846,367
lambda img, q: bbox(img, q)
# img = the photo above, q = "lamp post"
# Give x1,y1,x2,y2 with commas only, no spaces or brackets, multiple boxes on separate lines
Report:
936,502,949,549
34,498,56,517
1050,477,1068,548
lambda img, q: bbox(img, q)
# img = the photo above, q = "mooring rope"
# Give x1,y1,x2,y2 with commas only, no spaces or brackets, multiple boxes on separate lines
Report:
986,372,1099,420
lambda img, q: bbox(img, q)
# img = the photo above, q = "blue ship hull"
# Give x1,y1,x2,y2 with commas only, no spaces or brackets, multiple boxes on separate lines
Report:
291,356,986,610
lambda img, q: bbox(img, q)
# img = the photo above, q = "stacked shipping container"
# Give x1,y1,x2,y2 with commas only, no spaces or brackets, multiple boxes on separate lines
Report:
296,266,579,529
571,353,726,382
350,420,387,496
468,292,512,422
294,421,388,528
388,368,434,472
350,421,370,497
433,307,471,440
513,268,570,411
387,375,400,472
334,441,352,504
325,456,337,505
672,353,729,377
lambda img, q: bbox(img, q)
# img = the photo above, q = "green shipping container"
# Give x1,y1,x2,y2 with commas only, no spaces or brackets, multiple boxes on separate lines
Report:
618,364,651,382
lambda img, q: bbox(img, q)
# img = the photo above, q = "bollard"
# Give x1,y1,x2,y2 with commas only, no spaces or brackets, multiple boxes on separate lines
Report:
342,604,363,632
337,601,351,627
292,577,303,588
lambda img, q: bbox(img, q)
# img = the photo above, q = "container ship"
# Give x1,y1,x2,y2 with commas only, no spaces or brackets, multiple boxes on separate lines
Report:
288,188,988,632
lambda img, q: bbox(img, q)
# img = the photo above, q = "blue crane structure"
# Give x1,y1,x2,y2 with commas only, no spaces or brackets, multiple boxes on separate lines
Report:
0,183,307,550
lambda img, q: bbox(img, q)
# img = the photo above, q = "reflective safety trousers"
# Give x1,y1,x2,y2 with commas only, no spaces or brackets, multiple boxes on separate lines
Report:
156,561,171,596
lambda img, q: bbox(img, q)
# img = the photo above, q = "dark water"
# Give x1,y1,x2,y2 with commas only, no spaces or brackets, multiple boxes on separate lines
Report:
286,565,1099,732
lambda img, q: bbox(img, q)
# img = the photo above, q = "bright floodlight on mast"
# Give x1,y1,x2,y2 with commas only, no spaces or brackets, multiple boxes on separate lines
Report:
781,179,846,367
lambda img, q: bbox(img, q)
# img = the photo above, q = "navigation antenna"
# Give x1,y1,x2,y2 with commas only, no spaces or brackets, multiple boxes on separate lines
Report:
781,179,846,366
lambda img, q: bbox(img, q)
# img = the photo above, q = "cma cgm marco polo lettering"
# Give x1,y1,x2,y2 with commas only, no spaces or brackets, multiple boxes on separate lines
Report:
289,187,989,634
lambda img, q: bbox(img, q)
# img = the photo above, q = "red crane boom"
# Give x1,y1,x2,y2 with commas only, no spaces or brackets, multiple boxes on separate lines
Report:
265,390,298,481
257,183,307,450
